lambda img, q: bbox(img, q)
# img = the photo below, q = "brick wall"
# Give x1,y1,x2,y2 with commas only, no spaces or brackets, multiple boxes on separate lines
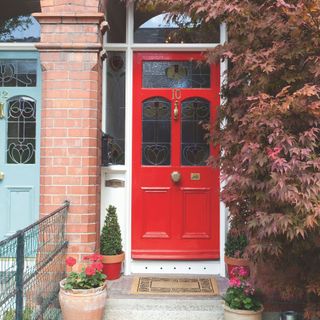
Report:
34,0,105,260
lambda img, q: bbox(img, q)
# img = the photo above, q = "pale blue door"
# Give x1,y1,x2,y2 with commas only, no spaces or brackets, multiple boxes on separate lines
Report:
0,51,41,240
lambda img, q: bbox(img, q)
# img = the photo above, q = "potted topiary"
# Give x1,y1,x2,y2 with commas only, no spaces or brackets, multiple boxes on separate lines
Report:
59,254,107,320
223,266,263,320
224,230,250,278
100,205,125,280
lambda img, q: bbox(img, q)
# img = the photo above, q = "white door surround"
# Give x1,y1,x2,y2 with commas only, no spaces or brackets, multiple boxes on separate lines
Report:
101,4,228,276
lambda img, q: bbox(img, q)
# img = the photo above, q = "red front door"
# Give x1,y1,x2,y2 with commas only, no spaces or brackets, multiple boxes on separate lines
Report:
132,52,220,260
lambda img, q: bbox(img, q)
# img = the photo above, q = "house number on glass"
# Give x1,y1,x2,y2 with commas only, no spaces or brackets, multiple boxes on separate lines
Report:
172,89,181,121
172,88,181,100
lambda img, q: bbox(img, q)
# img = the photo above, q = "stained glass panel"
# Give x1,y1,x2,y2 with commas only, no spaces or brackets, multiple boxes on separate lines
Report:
105,52,126,165
143,61,210,88
142,97,171,166
7,97,36,164
0,59,37,87
181,98,210,166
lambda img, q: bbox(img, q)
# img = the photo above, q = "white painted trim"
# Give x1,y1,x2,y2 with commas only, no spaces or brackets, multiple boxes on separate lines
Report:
0,43,36,51
123,2,135,276
131,260,221,275
105,43,219,52
218,23,228,277
102,58,107,133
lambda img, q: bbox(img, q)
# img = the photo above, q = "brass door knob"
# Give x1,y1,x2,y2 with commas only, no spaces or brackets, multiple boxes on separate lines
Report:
171,171,181,183
0,172,4,181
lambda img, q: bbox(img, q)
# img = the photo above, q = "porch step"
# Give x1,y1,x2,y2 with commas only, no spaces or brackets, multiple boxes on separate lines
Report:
104,298,224,320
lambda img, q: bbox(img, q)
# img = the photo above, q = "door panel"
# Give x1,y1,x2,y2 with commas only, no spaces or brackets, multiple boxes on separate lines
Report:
142,187,172,239
0,52,41,240
132,52,220,260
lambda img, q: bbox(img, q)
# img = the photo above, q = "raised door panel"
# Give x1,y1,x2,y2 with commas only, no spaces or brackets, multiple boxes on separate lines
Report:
6,187,34,236
181,188,212,239
142,187,172,239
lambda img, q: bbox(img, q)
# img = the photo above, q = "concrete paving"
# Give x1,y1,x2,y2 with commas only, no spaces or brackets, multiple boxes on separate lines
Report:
103,275,281,320
104,275,225,320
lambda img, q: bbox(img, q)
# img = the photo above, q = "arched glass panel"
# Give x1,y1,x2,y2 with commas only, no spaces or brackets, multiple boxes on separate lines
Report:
134,6,220,44
7,96,36,164
142,97,171,166
181,98,210,166
0,15,40,43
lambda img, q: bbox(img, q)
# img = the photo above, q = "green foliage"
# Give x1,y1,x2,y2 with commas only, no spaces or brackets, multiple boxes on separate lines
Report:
3,307,33,320
224,286,262,311
100,205,123,256
225,232,248,258
64,270,105,290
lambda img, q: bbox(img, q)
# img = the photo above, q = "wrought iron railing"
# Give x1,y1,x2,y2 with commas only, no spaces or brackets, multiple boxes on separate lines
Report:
0,201,69,320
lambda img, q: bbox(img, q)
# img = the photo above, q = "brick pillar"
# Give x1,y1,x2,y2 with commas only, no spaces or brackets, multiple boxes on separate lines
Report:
33,0,105,259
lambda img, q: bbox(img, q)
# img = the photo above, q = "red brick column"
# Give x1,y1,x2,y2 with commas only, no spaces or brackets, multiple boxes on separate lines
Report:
34,0,105,259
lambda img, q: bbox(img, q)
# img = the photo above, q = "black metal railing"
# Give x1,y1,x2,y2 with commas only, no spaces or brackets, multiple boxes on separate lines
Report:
0,201,69,320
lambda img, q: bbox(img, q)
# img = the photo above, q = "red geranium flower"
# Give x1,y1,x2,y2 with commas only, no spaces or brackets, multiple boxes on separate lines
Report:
66,256,76,267
85,265,96,276
92,262,103,272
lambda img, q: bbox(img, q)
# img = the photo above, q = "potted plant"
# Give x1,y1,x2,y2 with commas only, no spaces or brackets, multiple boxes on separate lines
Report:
224,231,250,278
223,266,263,320
100,205,125,280
59,254,107,320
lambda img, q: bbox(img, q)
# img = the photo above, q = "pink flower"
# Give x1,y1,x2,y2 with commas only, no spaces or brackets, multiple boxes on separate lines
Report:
85,265,96,276
229,277,241,288
92,262,103,272
239,267,249,277
66,257,76,267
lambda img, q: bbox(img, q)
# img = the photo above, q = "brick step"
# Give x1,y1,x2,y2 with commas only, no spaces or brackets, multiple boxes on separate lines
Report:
104,298,224,320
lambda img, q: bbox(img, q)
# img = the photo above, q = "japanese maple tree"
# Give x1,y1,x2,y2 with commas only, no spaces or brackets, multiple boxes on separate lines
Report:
133,0,320,317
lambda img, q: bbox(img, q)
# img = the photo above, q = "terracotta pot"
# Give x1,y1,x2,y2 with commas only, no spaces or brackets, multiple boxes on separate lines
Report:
101,252,125,280
224,305,263,320
224,255,250,278
59,280,107,320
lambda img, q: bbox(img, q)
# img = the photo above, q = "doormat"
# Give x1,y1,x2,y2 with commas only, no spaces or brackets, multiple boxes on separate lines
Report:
131,277,219,296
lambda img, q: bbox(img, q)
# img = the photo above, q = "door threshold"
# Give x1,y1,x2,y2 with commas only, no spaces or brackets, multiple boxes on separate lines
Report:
129,260,221,275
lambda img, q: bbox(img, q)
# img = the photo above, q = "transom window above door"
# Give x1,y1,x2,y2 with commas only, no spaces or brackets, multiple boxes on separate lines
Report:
105,0,220,45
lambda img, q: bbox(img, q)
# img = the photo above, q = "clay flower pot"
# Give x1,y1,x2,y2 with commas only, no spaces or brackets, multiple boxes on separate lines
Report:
224,305,263,320
102,252,125,280
59,280,107,320
224,255,250,278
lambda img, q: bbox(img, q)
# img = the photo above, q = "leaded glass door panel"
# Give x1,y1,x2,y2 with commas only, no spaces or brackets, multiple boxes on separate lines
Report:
0,51,41,240
132,52,220,260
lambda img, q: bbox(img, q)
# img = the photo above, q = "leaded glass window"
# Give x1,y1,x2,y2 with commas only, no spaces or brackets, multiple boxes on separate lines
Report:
142,97,171,166
7,96,36,164
143,61,210,89
105,52,126,165
181,98,210,166
0,60,37,87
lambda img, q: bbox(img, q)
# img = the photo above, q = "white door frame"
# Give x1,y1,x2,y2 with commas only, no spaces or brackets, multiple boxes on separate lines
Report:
102,3,228,276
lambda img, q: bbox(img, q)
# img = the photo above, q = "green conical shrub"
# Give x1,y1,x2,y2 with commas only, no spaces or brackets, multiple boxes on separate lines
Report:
100,205,123,256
